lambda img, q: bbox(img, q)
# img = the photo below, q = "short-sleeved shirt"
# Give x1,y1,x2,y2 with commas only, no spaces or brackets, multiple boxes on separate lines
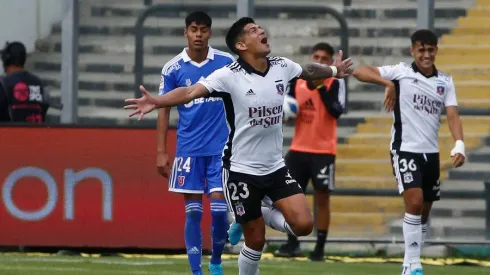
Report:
159,46,234,156
378,62,458,153
198,57,303,176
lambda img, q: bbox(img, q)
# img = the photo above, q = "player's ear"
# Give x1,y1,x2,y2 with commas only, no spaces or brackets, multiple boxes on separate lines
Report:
409,45,415,57
184,27,188,37
235,41,247,52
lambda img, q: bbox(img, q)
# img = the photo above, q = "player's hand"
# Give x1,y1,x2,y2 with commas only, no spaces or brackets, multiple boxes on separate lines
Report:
451,153,465,168
384,83,396,112
334,50,354,78
157,152,171,178
124,85,157,120
450,140,466,168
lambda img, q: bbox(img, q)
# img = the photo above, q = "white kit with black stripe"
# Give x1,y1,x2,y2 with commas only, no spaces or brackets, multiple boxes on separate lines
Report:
378,62,458,153
198,57,303,176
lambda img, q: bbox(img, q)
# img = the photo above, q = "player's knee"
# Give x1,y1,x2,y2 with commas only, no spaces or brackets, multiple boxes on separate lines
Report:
245,232,265,251
403,189,424,214
291,215,314,236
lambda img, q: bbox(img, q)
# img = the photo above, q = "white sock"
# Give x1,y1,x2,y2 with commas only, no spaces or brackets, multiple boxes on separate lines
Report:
238,244,262,275
261,206,295,236
421,223,428,246
402,213,422,270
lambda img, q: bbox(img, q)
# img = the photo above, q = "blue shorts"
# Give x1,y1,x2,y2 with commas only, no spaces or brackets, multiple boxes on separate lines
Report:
168,155,223,195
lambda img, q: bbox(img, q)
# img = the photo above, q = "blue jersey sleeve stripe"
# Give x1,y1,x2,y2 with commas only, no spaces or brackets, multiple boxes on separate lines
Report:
214,50,235,61
161,54,183,75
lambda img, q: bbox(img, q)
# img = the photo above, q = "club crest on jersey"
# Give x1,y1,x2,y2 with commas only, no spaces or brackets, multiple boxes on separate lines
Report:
186,79,192,87
235,202,245,216
178,176,185,186
403,172,413,184
436,86,445,95
276,83,285,95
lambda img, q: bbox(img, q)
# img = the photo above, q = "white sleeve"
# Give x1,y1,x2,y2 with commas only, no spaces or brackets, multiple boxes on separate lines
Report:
197,67,231,94
282,57,303,81
444,77,458,107
337,78,346,108
378,62,406,80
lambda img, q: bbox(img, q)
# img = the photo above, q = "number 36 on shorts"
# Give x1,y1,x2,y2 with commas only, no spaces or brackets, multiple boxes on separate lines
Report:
399,158,417,172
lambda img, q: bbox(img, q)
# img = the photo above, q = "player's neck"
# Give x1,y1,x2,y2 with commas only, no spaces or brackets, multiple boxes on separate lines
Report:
6,65,24,74
414,62,434,77
241,55,268,73
186,46,209,63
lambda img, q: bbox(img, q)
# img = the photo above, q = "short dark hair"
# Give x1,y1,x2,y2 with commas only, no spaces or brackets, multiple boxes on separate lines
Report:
410,29,438,46
311,42,334,56
185,11,212,28
1,41,26,67
226,17,255,55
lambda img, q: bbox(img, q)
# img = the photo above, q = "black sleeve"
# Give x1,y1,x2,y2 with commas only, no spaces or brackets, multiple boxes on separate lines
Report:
287,77,298,97
0,80,10,122
318,79,344,119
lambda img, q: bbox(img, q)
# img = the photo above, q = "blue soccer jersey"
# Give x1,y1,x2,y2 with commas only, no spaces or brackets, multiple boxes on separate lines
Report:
159,46,234,157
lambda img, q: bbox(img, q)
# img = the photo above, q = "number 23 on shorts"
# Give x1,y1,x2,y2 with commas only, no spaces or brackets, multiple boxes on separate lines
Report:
228,181,250,201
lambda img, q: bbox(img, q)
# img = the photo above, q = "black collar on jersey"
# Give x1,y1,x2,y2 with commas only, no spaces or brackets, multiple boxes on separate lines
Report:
237,57,271,77
411,62,438,78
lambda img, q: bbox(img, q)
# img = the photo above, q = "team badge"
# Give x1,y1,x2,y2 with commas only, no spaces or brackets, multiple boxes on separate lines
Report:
186,79,192,87
276,83,285,95
178,176,185,186
436,86,445,95
403,172,413,184
235,202,246,216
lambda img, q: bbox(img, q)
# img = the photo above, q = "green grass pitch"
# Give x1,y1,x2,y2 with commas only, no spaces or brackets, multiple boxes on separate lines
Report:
0,253,489,275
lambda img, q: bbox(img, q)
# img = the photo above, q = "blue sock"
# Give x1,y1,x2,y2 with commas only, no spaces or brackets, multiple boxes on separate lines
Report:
185,200,203,274
210,199,228,265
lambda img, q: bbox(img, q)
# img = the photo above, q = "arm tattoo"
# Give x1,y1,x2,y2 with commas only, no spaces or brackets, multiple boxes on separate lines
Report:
299,63,333,81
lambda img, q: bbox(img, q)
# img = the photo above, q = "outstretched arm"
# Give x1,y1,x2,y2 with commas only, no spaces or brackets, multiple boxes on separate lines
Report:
124,84,209,120
353,66,394,87
153,84,209,108
299,50,353,81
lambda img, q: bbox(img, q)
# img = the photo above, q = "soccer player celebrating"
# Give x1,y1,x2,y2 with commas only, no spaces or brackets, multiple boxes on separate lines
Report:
156,11,234,275
125,17,353,275
274,42,345,261
352,30,465,275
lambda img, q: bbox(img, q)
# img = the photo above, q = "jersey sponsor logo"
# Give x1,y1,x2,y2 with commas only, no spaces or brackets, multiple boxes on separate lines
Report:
183,96,223,108
248,105,283,128
13,83,43,103
436,86,445,95
413,94,443,115
235,202,245,216
276,83,285,95
403,172,413,184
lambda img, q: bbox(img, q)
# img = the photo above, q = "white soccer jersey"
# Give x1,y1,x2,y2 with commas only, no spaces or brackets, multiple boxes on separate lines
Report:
198,57,303,175
378,62,458,153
